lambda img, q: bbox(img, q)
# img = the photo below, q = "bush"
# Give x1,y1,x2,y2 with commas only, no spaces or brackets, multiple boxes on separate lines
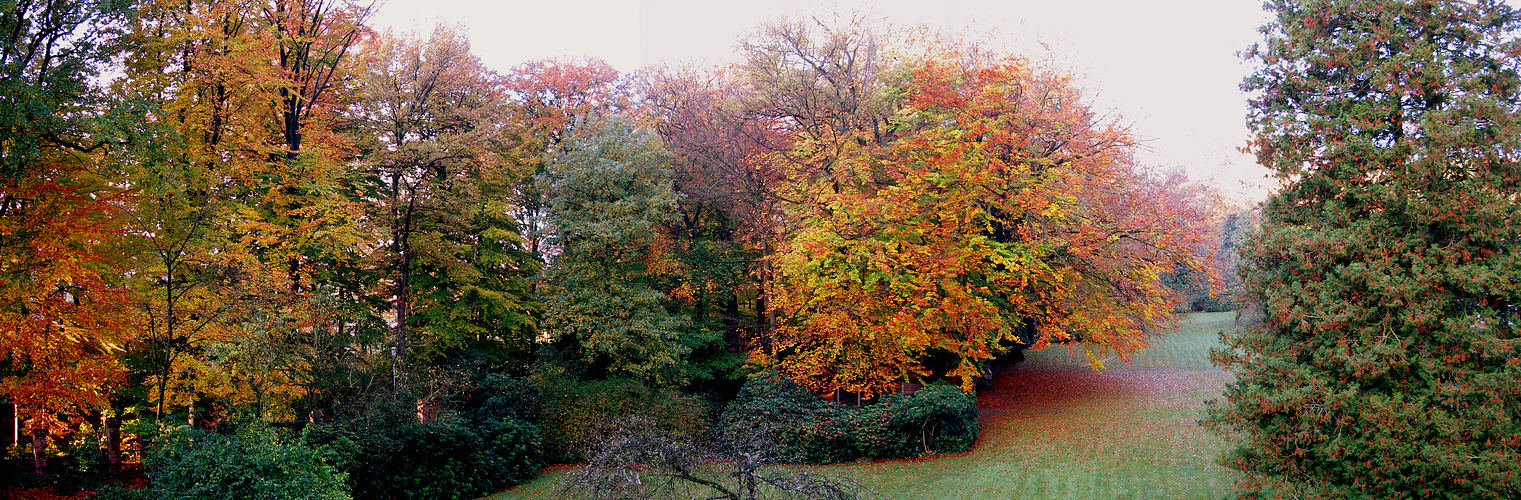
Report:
562,416,862,500
719,375,979,463
536,377,710,463
855,384,979,458
127,424,349,500
851,400,911,459
47,428,114,493
306,377,544,500
308,415,542,500
464,373,540,423
717,373,854,463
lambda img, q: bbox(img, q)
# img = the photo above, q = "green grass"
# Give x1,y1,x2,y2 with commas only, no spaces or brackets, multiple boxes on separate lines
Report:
494,312,1242,499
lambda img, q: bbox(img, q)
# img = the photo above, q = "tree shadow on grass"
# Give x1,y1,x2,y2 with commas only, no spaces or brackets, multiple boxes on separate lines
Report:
977,366,1134,415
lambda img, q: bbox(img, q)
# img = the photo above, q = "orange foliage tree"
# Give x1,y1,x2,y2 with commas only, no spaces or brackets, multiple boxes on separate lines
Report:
762,54,1206,396
0,0,133,436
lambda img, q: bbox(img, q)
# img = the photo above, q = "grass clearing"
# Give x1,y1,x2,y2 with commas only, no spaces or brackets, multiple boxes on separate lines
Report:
496,312,1241,499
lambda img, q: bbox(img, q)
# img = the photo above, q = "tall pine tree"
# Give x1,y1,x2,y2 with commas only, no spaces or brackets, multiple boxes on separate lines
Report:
1205,0,1521,496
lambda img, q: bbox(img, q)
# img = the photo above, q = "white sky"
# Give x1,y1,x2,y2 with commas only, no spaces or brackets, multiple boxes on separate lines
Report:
365,0,1317,203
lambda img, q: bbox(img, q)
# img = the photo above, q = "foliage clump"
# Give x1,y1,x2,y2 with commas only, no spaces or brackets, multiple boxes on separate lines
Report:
103,424,350,500
536,376,711,463
718,373,979,463
304,376,544,500
562,416,861,500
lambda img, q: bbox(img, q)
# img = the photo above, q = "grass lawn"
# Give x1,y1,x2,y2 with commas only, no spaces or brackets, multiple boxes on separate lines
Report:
495,311,1242,499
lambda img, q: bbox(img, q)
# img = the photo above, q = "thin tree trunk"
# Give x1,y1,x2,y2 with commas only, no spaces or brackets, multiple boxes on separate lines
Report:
393,205,413,388
155,370,170,426
105,416,121,473
32,426,47,474
753,295,765,339
156,254,177,425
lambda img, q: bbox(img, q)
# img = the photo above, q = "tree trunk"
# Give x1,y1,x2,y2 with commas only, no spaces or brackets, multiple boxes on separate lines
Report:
105,416,121,473
3,403,14,448
155,371,170,426
753,295,764,336
391,171,414,389
156,260,177,425
394,245,410,387
32,427,47,474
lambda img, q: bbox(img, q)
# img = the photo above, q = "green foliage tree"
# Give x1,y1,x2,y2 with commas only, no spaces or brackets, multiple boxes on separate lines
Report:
538,115,691,384
347,26,537,380
1204,0,1521,497
497,58,627,262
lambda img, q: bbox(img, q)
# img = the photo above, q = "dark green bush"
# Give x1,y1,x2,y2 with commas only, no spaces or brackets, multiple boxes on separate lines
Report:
716,373,853,463
308,415,542,500
306,376,545,500
719,375,979,463
851,399,912,459
465,373,540,423
536,376,711,463
858,383,979,457
128,424,349,500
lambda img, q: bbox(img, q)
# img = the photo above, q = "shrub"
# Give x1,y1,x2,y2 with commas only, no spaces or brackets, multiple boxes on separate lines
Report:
719,375,979,463
562,416,861,500
536,377,710,463
850,397,913,459
717,373,853,463
464,373,540,423
129,424,349,500
869,383,979,456
308,415,542,500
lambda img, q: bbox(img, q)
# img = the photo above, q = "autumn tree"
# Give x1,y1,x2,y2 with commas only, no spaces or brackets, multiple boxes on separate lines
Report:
346,25,536,382
1204,0,1521,497
641,68,782,379
735,18,909,340
0,0,135,463
538,115,690,385
760,51,1204,396
736,18,1205,397
115,0,370,423
1161,184,1251,313
498,58,628,261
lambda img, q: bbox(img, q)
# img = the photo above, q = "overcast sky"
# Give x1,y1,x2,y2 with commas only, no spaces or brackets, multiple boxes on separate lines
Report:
367,0,1292,202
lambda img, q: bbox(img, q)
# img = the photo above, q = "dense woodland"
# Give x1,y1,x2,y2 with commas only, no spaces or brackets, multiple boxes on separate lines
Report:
5,0,1514,498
